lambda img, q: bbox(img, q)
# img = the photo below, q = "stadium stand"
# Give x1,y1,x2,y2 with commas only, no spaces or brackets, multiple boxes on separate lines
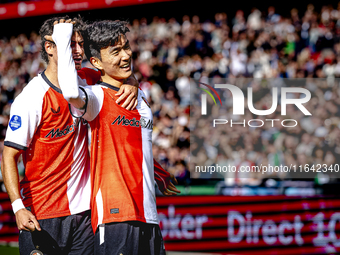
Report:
0,3,340,254
0,4,339,192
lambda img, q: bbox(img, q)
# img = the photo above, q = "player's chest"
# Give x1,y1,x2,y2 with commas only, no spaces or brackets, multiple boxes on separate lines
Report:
99,92,153,132
39,93,81,138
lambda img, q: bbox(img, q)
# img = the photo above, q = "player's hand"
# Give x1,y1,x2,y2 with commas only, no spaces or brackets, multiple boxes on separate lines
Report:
44,18,75,42
162,174,180,196
116,75,139,110
15,208,41,232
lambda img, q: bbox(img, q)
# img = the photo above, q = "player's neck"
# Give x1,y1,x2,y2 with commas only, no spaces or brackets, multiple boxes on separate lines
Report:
101,75,123,89
45,62,60,88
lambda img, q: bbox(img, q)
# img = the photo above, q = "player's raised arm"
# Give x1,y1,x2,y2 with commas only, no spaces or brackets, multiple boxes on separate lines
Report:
51,19,101,121
51,20,87,109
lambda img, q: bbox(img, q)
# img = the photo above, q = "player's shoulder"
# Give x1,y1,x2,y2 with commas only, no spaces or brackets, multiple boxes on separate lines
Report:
13,74,49,106
138,88,149,103
85,83,104,93
138,88,147,97
137,88,152,110
90,84,113,95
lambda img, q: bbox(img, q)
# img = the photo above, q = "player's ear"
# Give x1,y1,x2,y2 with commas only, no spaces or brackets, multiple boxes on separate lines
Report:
90,57,103,71
45,41,55,58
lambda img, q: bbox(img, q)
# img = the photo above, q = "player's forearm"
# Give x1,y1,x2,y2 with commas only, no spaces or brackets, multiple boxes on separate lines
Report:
1,147,21,203
53,23,86,109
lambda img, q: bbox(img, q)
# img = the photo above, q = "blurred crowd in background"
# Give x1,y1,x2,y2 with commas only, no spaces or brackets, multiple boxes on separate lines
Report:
0,3,340,187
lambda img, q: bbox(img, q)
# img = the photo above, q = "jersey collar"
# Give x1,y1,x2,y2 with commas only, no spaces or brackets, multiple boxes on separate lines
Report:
41,70,62,94
98,81,120,92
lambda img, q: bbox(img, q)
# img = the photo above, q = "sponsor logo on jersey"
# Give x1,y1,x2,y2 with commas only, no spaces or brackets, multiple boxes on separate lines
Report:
45,122,77,138
51,106,60,114
112,115,153,130
142,97,150,108
140,117,153,129
9,115,22,131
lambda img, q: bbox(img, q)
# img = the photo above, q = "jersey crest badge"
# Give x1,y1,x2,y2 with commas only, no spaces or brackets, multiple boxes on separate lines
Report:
9,115,21,131
142,97,150,108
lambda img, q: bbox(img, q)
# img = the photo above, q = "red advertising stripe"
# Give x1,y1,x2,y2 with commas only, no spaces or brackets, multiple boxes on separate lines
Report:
0,192,10,200
0,236,19,243
161,213,340,241
157,195,340,254
157,195,340,207
157,200,340,216
0,200,12,212
0,213,15,223
0,0,177,20
157,195,294,206
0,225,19,235
161,219,340,241
189,210,340,228
1,193,340,254
169,245,340,255
164,232,340,252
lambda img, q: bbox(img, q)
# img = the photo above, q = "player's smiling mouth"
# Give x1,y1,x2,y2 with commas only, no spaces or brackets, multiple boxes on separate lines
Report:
120,60,131,70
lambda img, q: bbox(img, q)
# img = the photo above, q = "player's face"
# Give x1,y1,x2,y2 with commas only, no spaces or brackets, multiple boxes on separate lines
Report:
99,35,132,81
71,32,84,70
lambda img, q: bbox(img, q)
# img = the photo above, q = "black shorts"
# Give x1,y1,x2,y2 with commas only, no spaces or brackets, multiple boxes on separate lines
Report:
19,210,94,255
94,221,165,255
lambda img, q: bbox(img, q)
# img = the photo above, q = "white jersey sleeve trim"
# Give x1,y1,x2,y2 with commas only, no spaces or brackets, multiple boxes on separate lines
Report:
4,141,27,151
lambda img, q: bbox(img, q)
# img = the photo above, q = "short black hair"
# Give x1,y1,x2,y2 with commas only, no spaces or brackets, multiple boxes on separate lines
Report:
39,15,85,64
84,20,129,61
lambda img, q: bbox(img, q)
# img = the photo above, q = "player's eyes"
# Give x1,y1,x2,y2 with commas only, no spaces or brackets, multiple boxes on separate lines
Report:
71,42,84,47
